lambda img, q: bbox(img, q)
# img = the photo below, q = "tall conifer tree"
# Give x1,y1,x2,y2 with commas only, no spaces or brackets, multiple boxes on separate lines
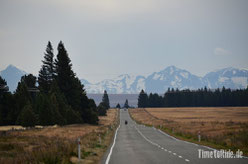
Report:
138,89,148,108
124,99,129,108
54,41,76,107
54,41,98,124
38,41,54,93
102,90,110,109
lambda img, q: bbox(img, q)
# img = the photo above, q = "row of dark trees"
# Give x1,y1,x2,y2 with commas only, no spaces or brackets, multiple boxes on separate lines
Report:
138,87,248,108
0,41,101,127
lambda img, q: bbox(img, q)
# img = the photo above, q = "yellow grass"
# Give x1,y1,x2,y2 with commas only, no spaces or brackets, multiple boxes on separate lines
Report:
0,109,119,164
147,107,248,122
0,126,25,131
130,107,248,155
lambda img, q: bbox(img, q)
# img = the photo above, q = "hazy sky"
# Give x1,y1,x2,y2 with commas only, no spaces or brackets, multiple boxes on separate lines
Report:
1,0,248,83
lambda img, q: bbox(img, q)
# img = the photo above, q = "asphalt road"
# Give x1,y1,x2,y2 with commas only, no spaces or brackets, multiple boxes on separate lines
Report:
102,109,248,164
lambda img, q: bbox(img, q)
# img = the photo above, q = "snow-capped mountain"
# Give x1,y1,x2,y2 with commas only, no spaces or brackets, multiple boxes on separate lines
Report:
204,67,248,89
0,65,26,92
82,66,248,94
144,66,205,93
1,64,247,94
81,74,146,94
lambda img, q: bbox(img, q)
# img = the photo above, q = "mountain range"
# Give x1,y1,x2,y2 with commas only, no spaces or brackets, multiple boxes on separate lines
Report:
82,66,248,93
1,65,248,93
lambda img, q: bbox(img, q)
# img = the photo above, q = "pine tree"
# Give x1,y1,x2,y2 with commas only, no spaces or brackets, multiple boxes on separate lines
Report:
138,89,148,108
48,81,69,123
19,74,38,103
0,76,15,125
124,99,129,108
0,76,8,94
54,41,77,108
102,90,110,109
54,41,98,124
21,74,37,88
65,106,83,124
14,77,32,124
48,81,83,124
35,93,54,125
98,102,107,116
88,99,97,113
49,92,67,125
116,103,121,109
17,102,37,127
38,41,54,93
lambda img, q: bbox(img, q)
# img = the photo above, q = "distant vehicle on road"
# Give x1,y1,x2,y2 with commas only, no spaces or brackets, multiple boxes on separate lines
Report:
125,120,128,125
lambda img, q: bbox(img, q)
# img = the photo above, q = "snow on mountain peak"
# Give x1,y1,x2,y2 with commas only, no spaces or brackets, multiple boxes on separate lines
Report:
81,66,248,94
180,72,189,79
1,65,247,94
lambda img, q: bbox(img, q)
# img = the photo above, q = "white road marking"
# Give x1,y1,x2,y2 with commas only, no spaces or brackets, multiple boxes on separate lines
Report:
203,145,216,151
105,124,120,164
178,156,182,158
134,119,191,162
156,127,248,159
157,129,180,142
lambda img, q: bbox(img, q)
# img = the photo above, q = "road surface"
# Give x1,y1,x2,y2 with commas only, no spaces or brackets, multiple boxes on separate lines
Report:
102,109,248,164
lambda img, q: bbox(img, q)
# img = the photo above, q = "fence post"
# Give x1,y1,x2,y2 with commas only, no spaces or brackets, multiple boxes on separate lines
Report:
198,131,201,142
99,134,101,144
77,138,81,161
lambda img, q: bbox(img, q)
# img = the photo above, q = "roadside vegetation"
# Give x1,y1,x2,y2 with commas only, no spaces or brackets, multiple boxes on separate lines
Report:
0,108,119,164
129,107,248,156
0,41,118,163
0,41,99,127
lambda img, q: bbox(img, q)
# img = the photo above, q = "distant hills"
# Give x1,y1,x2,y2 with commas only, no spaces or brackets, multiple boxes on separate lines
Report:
1,64,248,93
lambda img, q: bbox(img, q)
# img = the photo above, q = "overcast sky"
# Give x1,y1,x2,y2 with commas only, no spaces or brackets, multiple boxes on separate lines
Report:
1,0,248,83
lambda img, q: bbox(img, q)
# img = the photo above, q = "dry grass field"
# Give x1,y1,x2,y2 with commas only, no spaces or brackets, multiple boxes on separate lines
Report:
130,107,248,155
0,109,119,164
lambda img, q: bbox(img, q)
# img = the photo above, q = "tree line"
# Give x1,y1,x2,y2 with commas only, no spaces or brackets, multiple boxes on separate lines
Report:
0,41,110,127
138,87,248,108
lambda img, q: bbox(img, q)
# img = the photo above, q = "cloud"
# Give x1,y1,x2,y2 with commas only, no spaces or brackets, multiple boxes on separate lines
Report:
0,29,5,37
42,0,159,20
214,47,231,56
